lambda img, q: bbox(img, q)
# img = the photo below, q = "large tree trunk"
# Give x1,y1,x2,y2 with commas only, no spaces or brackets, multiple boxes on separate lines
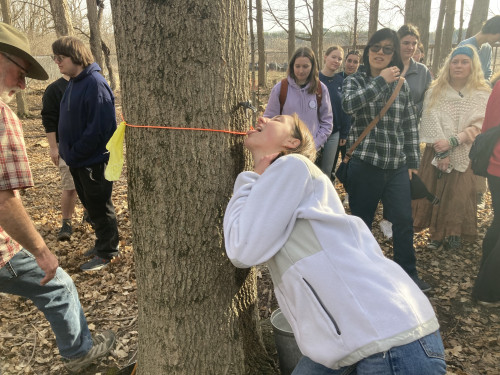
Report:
47,0,74,37
249,0,256,119
440,0,456,61
97,1,116,90
368,0,379,38
466,0,490,38
431,0,447,74
256,0,266,87
0,0,28,117
288,0,295,60
109,0,273,373
404,0,431,63
86,0,103,68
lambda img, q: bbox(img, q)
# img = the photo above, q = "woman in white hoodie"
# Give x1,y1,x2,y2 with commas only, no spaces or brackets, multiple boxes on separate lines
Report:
224,114,446,374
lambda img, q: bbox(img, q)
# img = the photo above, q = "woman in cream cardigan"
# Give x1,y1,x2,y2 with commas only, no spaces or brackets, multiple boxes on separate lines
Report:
412,45,490,250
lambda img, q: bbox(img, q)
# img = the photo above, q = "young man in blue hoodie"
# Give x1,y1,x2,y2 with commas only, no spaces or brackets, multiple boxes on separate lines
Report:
52,36,119,271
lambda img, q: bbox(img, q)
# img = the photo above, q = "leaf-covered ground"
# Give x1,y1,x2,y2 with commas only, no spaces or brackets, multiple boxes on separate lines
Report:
1,87,499,374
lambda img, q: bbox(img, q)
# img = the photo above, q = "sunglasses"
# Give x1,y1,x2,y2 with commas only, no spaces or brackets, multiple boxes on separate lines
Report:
51,54,68,63
369,45,394,55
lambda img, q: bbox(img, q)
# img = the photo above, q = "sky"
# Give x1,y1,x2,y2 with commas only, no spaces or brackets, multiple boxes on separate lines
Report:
261,0,500,33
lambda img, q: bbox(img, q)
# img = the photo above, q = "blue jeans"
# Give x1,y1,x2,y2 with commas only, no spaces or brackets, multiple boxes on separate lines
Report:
292,330,446,375
346,158,417,276
319,131,340,180
0,249,92,359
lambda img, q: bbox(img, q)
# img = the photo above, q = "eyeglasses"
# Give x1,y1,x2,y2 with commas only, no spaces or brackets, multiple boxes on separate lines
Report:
1,53,28,79
369,45,394,55
51,54,68,63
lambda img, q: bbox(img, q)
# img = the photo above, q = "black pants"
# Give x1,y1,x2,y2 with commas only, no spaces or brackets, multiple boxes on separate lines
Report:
472,174,500,302
70,162,119,259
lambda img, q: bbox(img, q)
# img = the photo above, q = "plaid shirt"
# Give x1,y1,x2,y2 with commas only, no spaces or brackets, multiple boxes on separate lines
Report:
0,100,34,268
342,72,420,170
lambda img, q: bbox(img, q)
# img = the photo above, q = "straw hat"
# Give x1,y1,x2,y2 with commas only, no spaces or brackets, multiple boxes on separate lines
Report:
0,22,48,80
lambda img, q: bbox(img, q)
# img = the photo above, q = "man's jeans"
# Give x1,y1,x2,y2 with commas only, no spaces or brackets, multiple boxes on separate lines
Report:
319,131,340,180
346,158,417,276
0,250,92,359
292,330,446,375
70,162,119,259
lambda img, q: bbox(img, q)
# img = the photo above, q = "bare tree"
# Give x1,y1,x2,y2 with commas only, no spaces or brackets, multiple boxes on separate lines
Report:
249,0,256,106
109,0,274,372
441,0,457,61
404,0,432,60
47,0,74,37
311,0,320,59
432,0,447,74
465,0,490,38
352,0,359,49
368,0,379,37
86,0,103,68
256,0,266,87
458,0,465,41
288,0,295,59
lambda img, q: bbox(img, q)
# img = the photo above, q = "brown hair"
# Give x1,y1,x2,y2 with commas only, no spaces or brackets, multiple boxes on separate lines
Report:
281,113,317,162
287,47,319,94
397,24,421,41
324,45,344,57
52,36,93,67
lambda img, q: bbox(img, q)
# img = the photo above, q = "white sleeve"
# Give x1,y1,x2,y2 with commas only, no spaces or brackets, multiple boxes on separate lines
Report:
223,156,311,268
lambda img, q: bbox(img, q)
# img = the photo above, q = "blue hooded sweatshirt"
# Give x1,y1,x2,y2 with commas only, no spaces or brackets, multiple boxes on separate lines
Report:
58,62,116,168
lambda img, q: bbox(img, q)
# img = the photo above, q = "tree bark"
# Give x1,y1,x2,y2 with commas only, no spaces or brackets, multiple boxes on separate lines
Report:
432,0,447,74
368,0,379,38
47,0,74,37
0,0,28,117
318,0,323,67
86,0,103,68
311,0,320,63
466,0,490,38
288,0,295,60
109,0,273,373
256,0,266,87
458,0,465,41
404,0,431,63
440,0,456,61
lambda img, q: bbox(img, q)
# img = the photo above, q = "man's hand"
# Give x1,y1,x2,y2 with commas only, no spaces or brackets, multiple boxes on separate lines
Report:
49,147,59,166
36,249,59,285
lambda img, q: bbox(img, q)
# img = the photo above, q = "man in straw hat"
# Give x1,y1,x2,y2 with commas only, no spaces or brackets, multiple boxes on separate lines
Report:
0,22,115,372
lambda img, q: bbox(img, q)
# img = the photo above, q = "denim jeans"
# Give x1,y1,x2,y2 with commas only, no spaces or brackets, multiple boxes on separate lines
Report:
319,131,340,180
0,249,92,359
292,330,446,375
70,162,119,259
346,158,417,276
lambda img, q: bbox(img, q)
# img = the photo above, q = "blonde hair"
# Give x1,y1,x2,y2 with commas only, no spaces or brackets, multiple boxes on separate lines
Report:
426,45,490,109
281,113,317,162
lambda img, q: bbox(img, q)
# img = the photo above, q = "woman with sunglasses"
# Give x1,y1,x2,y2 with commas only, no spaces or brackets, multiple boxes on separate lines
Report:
264,47,333,153
318,47,361,181
342,28,430,291
412,46,490,251
224,114,446,375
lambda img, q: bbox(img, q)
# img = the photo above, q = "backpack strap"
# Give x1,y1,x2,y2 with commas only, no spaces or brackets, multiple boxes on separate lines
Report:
280,78,323,115
279,78,288,115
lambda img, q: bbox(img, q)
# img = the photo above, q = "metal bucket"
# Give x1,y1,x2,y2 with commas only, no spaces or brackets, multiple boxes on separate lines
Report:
270,308,303,375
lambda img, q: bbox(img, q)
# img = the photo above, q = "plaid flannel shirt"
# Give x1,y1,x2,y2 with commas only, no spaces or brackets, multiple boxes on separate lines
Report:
0,101,34,268
342,72,420,170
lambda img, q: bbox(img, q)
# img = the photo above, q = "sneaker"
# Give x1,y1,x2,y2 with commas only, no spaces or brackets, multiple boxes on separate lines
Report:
63,330,115,373
445,236,461,250
57,220,72,241
83,247,97,257
379,219,393,239
427,240,443,250
80,256,112,271
410,275,432,293
343,194,349,207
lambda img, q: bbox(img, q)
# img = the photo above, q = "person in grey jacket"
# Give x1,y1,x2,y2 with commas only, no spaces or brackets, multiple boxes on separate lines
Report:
224,113,446,374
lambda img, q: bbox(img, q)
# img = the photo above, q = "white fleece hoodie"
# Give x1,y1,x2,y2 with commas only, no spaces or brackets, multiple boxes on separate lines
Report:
224,154,439,370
